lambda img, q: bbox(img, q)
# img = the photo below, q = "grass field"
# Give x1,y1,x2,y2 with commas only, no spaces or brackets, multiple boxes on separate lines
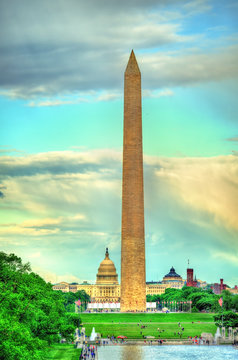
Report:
81,313,217,339
44,344,81,360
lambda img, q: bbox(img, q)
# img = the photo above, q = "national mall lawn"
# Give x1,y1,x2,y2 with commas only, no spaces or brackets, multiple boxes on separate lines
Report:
80,313,217,340
44,344,81,360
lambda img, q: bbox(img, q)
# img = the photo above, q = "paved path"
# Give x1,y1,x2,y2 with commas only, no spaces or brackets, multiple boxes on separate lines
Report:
80,344,98,360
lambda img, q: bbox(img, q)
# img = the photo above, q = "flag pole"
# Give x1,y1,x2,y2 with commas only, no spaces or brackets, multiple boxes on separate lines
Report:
221,296,223,328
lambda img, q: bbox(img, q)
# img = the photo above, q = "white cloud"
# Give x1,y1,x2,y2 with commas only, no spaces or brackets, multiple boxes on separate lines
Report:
143,88,174,98
212,251,238,267
27,98,88,107
141,46,238,88
31,266,87,284
26,92,122,107
96,92,121,102
147,232,165,246
29,251,41,259
182,0,212,15
0,0,235,99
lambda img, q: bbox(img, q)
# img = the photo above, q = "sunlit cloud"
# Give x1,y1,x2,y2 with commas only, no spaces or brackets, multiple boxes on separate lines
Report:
154,155,238,231
0,214,87,236
227,136,238,142
29,251,41,259
0,226,59,236
1,151,237,232
22,217,63,228
0,149,237,284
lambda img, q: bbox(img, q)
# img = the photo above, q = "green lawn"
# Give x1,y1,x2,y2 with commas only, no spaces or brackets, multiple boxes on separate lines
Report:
81,313,217,339
81,312,215,323
44,344,81,360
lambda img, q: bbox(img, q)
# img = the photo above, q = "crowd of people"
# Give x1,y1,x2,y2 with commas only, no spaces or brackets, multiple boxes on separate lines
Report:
80,344,97,359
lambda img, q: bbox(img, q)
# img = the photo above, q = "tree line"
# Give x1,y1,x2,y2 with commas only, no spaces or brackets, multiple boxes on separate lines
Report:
0,252,81,360
146,286,238,313
57,289,90,313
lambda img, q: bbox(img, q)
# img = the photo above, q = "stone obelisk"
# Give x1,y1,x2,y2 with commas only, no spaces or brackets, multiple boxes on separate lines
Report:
121,50,146,312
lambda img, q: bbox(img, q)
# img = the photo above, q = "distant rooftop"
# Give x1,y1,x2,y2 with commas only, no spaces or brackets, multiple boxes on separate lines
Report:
164,266,181,278
80,281,91,285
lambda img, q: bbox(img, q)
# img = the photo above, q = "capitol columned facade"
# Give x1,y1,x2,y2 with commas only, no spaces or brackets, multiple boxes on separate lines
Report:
53,248,120,302
52,249,185,301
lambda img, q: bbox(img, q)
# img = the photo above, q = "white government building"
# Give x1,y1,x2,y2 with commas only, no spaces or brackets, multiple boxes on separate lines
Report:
53,248,188,304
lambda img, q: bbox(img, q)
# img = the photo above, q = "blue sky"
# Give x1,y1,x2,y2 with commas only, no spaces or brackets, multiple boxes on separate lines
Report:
0,0,238,286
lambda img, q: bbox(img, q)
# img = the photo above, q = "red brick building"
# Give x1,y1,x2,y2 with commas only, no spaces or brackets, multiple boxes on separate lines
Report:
186,267,198,287
211,278,227,294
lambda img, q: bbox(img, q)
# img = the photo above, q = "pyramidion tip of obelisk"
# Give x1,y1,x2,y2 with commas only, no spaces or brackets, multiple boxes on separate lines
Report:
125,49,140,75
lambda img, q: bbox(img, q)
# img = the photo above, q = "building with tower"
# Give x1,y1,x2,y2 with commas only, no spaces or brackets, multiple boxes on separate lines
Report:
186,268,198,287
187,268,194,287
186,261,198,287
211,278,227,294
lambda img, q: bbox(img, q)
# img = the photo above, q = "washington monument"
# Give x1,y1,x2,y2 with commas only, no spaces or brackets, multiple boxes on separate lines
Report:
120,50,146,312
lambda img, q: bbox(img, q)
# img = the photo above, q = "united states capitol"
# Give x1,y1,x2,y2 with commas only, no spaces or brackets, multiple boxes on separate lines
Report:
52,247,206,304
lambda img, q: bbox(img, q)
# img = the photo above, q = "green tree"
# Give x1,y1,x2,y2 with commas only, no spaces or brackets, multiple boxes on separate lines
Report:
0,252,81,359
181,286,201,299
232,295,238,312
214,311,238,328
221,290,233,311
195,294,215,312
60,289,90,312
146,285,230,313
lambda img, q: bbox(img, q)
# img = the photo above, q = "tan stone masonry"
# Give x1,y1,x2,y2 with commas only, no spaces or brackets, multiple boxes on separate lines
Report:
120,50,146,312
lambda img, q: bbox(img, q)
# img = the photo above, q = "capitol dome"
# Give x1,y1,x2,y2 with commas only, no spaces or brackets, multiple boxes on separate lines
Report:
96,248,119,285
